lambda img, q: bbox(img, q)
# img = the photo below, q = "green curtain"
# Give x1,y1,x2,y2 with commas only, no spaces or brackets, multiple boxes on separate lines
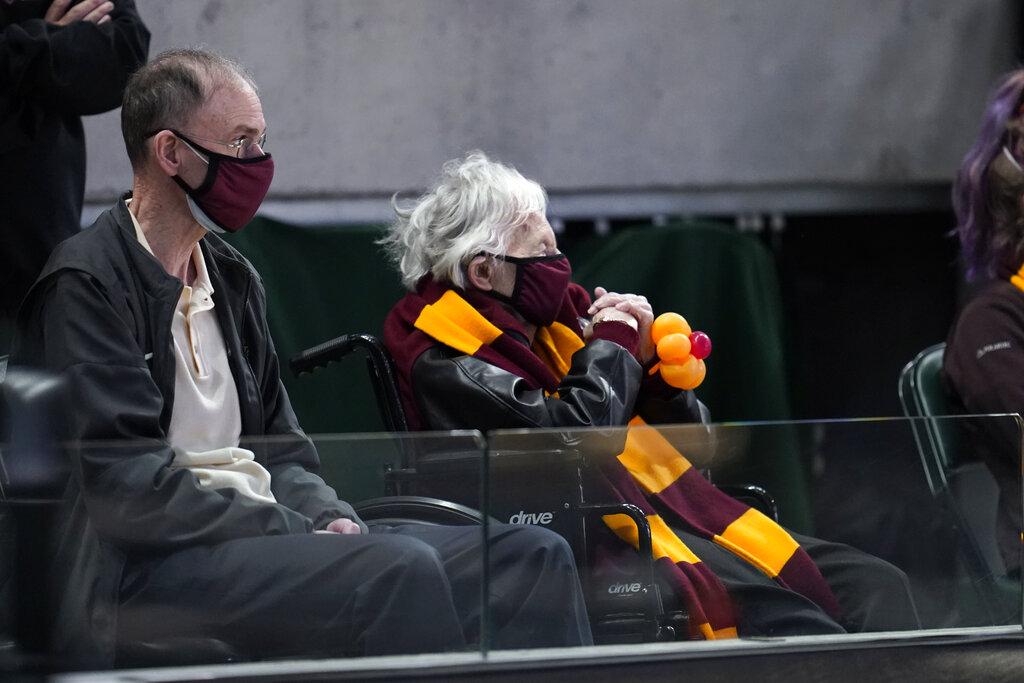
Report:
225,217,405,435
225,218,811,530
564,222,791,422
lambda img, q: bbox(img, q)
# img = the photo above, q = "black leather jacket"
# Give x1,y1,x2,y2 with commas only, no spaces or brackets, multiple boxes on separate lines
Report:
411,330,707,433
12,199,362,667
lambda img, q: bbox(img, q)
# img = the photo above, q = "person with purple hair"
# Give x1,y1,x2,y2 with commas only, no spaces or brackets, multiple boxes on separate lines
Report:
944,69,1024,578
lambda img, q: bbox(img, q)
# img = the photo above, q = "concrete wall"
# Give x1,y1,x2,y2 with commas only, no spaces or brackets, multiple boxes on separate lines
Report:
83,0,1020,202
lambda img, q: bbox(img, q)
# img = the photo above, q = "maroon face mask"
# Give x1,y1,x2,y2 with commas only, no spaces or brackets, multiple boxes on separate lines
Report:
491,253,572,327
169,130,274,233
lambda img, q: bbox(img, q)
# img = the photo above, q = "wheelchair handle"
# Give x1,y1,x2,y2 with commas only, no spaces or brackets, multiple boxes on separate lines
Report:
289,333,410,432
289,334,361,376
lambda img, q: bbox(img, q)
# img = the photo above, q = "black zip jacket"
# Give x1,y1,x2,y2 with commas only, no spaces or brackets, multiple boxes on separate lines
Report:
11,199,363,667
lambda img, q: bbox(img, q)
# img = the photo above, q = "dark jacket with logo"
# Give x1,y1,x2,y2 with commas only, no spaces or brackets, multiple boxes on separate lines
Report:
944,279,1024,574
11,199,363,667
0,0,150,323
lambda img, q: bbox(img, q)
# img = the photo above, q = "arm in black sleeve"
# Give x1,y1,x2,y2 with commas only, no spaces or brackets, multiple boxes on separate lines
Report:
246,276,367,531
635,370,709,425
1,0,150,115
945,294,1024,470
21,271,314,551
412,338,643,431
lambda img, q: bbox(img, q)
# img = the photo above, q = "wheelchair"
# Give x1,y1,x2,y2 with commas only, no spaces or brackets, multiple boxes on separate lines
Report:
291,333,780,644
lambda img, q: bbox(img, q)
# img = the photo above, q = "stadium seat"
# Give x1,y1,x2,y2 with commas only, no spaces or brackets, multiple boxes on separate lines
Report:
0,357,245,669
898,343,1020,625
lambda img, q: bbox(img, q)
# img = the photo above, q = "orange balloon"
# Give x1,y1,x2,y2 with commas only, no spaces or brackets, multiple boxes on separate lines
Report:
660,357,706,390
651,312,691,344
657,333,692,364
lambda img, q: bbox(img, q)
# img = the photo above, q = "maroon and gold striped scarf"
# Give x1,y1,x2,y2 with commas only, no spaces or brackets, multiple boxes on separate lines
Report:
383,278,840,638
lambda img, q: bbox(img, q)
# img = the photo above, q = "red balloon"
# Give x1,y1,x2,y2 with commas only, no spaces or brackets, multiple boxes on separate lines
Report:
689,331,712,360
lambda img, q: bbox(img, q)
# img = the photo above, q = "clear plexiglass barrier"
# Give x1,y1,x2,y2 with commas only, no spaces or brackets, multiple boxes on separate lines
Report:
484,416,1022,649
1,417,1021,676
1,431,490,673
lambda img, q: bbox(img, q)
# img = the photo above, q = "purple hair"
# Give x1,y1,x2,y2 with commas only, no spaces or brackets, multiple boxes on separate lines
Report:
954,70,1024,280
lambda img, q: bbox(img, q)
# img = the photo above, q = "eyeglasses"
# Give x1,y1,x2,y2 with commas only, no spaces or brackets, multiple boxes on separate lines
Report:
145,128,268,158
184,129,268,158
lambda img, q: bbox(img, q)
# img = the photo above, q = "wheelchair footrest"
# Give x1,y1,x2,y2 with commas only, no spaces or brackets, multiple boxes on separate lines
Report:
591,610,689,644
592,612,661,645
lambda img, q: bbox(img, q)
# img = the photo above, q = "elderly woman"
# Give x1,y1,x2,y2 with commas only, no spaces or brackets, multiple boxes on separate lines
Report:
381,151,919,640
380,152,677,432
945,69,1024,579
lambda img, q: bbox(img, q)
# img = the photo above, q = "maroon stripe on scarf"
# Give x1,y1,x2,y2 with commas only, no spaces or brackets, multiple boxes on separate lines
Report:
593,455,657,514
777,553,842,619
654,557,737,637
650,467,751,536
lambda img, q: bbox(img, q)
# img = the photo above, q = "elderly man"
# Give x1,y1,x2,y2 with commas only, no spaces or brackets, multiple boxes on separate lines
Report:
12,49,590,668
381,152,921,640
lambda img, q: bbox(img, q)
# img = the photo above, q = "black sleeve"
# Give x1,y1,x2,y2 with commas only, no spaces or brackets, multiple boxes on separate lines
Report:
1,0,150,115
635,370,709,425
412,338,643,431
19,271,314,551
945,294,1024,466
247,276,368,532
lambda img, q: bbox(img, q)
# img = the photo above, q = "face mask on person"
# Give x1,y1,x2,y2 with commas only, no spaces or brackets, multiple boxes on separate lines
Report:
169,130,274,234
489,253,572,327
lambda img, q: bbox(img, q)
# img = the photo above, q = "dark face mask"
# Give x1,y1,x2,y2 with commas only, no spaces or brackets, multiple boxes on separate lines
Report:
168,130,274,234
491,253,572,327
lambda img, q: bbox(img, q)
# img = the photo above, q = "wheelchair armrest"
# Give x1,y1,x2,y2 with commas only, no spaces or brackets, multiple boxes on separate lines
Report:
578,503,653,559
354,496,497,526
718,484,779,523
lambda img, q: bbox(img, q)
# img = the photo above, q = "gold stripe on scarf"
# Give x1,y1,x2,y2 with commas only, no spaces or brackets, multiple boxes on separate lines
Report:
602,512,702,565
713,507,799,578
414,290,502,356
616,416,693,494
532,321,586,378
696,623,738,640
1011,263,1024,293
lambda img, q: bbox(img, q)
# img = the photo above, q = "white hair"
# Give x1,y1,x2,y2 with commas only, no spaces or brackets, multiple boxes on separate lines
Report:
380,151,548,290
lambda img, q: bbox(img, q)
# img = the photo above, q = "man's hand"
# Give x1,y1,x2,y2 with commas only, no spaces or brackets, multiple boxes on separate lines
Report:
589,286,655,361
313,517,363,535
45,0,114,27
